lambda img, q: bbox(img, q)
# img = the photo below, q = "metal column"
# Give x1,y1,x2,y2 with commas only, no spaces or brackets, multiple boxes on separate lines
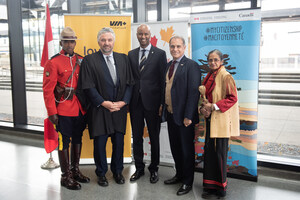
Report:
157,0,169,21
133,0,146,22
7,0,27,126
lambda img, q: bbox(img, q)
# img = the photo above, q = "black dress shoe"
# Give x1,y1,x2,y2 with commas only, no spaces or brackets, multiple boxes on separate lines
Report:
97,176,108,187
177,184,192,196
164,176,181,184
150,171,159,183
113,173,125,184
130,170,145,181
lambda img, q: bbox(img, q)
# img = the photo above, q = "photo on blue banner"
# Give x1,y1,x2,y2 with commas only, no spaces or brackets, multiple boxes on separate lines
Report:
192,17,261,179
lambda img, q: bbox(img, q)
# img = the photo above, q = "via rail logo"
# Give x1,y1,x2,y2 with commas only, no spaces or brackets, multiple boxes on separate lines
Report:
110,21,127,29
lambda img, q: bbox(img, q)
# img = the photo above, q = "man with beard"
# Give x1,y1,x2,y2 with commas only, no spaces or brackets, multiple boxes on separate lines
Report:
78,27,134,187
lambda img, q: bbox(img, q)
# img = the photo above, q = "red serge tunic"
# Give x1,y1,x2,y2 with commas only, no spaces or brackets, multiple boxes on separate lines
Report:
43,50,86,117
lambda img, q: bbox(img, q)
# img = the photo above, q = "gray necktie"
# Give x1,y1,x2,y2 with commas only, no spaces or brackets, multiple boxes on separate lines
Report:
106,56,117,85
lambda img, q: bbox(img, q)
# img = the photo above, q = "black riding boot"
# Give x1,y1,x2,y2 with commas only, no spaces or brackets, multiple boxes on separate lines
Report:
58,149,81,190
71,144,90,183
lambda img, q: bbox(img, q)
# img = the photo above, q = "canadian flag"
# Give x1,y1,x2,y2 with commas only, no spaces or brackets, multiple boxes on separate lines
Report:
40,2,54,67
41,2,58,153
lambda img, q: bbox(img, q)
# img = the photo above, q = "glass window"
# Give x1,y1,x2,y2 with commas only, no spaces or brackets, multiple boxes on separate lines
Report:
169,0,253,20
0,2,12,123
22,0,67,126
260,21,300,72
257,0,261,8
261,0,300,11
225,1,251,10
192,4,219,13
82,0,107,14
169,0,192,20
258,19,300,161
81,0,133,19
146,0,157,22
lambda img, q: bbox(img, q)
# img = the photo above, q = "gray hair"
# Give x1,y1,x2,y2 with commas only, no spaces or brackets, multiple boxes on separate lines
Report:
137,24,151,32
169,35,185,46
97,27,115,42
207,49,223,61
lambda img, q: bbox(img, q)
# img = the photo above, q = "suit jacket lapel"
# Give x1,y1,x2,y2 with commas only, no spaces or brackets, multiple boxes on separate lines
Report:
133,48,140,68
140,46,155,73
131,47,139,72
173,55,187,83
146,46,155,63
97,51,115,86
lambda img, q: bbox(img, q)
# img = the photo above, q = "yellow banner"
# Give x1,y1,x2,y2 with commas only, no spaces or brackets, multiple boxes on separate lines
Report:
64,15,131,55
64,15,132,162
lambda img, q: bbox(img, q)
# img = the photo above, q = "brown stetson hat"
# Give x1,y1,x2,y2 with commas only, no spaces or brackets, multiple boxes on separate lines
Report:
60,27,78,41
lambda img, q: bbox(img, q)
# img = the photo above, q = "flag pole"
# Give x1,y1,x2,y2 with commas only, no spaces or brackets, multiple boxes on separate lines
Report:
41,0,59,170
41,152,60,169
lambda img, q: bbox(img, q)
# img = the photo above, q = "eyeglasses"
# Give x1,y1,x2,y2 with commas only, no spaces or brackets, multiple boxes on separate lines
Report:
208,58,220,63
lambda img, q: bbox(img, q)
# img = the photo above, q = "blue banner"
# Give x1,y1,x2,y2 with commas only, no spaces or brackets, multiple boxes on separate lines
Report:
192,10,261,179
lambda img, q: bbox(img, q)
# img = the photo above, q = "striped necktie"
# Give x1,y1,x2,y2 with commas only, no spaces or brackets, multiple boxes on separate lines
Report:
139,49,146,71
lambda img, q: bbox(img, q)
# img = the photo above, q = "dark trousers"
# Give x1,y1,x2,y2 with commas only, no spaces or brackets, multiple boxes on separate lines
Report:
203,119,229,191
57,111,87,150
130,98,160,172
166,112,195,185
93,132,124,177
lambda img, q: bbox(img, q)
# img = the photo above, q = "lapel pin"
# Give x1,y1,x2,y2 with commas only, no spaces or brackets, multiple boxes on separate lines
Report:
181,64,184,66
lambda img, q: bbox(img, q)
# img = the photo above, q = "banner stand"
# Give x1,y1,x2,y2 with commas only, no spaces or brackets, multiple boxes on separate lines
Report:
64,15,132,164
191,9,261,181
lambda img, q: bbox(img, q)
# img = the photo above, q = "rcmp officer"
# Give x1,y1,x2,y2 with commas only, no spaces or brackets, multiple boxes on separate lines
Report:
43,27,90,190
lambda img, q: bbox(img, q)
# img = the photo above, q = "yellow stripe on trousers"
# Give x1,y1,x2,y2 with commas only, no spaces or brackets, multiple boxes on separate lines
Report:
58,131,63,151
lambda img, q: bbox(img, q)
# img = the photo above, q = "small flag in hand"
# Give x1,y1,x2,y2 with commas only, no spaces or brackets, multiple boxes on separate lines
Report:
44,118,58,153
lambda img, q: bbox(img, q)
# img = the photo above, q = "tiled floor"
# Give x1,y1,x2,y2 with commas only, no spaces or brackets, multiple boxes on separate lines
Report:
0,131,300,200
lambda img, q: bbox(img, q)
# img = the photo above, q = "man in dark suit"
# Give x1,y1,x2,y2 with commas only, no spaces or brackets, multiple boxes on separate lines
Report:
163,36,201,195
78,27,134,187
128,24,167,183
